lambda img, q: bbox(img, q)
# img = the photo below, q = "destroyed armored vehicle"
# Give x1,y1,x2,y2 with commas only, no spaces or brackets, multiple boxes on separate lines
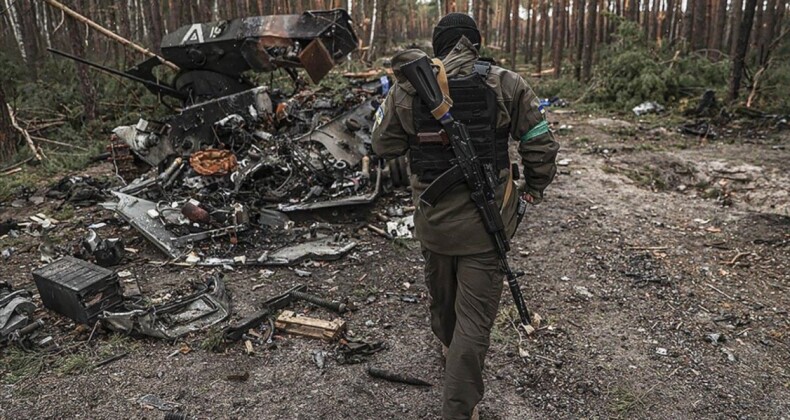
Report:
53,9,408,261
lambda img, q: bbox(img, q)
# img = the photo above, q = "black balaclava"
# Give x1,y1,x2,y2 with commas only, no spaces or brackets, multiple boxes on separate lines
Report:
431,13,482,58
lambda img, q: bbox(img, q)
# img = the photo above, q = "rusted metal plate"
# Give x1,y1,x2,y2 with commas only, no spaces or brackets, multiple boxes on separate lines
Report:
299,39,335,84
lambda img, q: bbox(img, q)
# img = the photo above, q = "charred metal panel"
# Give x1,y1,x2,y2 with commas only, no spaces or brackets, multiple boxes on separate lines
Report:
161,10,358,83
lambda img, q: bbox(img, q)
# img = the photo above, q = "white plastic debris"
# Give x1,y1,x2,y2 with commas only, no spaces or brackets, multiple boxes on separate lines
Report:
386,215,414,239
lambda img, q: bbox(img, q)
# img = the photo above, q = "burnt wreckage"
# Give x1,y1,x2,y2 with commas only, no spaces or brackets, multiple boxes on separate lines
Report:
55,10,409,261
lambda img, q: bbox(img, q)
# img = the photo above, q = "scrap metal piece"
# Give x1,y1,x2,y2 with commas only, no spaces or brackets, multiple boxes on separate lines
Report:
101,192,246,259
224,284,306,341
115,87,272,167
101,192,181,259
160,10,358,85
100,276,230,340
31,256,123,325
278,165,382,212
261,236,357,266
368,366,432,387
0,289,36,341
296,99,377,167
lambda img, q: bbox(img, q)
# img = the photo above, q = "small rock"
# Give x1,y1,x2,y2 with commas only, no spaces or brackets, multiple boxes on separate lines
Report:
365,320,376,327
656,347,668,356
705,333,725,345
557,158,572,166
574,286,593,299
721,348,737,362
312,350,328,369
561,276,570,281
295,269,312,278
1,248,14,259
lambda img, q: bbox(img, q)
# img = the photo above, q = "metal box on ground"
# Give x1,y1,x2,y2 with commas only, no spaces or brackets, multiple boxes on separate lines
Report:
32,256,123,325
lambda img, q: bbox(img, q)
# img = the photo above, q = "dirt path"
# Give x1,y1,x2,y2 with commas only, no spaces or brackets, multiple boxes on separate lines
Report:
1,111,788,419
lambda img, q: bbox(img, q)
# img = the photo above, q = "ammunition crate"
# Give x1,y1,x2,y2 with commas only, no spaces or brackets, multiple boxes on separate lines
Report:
32,256,123,325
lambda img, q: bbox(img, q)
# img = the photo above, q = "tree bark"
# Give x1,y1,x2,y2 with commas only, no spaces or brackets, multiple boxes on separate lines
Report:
528,0,538,62
552,0,564,77
0,86,17,164
574,0,585,80
759,0,778,64
67,0,97,120
751,0,763,48
510,0,519,68
729,0,758,101
708,0,727,52
691,0,707,49
148,0,164,52
727,0,744,54
582,0,597,81
536,0,547,73
18,0,43,65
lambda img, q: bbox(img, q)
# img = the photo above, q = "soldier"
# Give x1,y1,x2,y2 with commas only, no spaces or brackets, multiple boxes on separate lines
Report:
371,13,559,420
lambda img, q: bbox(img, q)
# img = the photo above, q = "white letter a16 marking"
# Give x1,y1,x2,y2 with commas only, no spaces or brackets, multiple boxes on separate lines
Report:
181,24,205,44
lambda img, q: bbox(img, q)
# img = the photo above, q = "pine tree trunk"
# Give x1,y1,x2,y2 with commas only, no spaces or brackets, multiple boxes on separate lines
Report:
510,0,519,68
728,0,744,54
691,0,707,49
682,0,694,45
758,0,778,64
729,0,758,101
712,0,728,52
67,1,97,120
552,0,564,77
528,0,538,62
581,0,597,82
0,85,17,164
575,0,585,80
148,0,164,52
18,0,42,65
536,0,547,73
750,0,763,49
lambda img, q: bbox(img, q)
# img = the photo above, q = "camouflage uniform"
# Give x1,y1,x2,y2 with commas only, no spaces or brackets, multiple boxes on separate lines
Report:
372,37,559,419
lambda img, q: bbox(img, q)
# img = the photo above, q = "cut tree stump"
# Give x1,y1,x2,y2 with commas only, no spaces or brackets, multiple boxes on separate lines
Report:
275,310,346,341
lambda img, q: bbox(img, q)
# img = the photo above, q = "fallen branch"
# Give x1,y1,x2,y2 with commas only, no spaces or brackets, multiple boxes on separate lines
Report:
706,283,736,301
7,104,45,161
1,168,22,177
724,251,750,266
0,156,33,173
627,245,670,251
30,135,89,152
41,0,179,71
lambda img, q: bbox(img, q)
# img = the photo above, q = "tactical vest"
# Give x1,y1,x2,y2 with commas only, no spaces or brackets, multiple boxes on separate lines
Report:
409,61,510,183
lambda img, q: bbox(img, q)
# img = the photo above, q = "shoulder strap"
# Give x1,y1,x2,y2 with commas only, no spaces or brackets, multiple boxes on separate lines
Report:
473,61,492,79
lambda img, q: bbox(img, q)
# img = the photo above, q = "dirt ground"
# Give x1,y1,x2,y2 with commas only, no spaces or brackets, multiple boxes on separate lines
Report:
1,110,788,419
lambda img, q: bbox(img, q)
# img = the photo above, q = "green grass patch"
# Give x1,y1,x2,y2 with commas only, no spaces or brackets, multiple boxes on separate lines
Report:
0,348,46,384
56,353,92,376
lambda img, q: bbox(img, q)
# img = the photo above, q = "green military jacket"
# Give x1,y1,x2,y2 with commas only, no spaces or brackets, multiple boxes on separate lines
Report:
372,37,559,255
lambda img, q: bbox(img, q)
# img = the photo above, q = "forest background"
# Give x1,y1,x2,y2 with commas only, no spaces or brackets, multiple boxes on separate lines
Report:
0,0,788,196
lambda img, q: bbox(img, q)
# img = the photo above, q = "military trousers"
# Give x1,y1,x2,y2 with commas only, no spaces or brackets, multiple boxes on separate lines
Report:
422,248,505,420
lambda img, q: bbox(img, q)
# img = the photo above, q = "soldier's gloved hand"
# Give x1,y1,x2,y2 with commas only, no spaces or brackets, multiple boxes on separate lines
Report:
517,179,543,205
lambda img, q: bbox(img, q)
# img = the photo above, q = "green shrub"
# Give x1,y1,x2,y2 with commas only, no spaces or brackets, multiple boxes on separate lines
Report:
587,21,729,110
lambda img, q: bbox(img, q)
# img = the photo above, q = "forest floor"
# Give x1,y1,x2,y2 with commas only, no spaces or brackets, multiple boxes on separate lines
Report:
0,109,788,419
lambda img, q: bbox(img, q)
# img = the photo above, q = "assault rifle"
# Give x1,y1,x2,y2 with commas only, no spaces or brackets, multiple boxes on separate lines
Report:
398,54,535,329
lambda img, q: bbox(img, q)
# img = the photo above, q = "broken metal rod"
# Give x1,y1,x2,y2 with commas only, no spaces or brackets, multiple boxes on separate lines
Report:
291,290,347,313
